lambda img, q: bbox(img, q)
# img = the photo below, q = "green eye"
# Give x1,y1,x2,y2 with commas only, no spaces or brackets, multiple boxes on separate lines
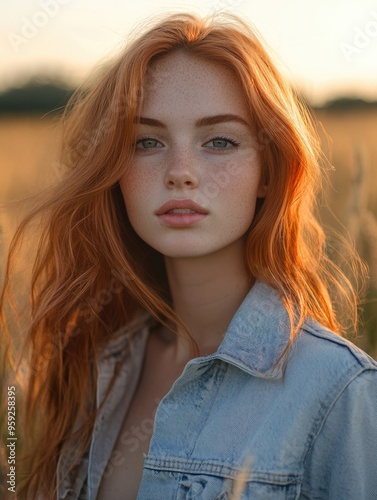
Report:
206,136,240,149
136,138,162,149
212,138,230,148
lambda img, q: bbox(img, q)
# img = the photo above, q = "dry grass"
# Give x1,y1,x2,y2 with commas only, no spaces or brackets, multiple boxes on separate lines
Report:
314,109,377,358
0,116,62,259
315,108,377,219
0,115,62,200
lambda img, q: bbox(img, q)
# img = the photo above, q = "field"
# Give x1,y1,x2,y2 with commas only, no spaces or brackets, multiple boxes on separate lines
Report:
0,111,376,357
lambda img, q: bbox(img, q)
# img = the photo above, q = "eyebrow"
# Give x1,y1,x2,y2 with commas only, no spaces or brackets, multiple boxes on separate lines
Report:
134,114,251,128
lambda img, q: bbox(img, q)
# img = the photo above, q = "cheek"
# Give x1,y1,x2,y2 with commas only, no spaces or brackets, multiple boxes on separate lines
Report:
217,170,262,235
120,169,155,214
223,168,262,211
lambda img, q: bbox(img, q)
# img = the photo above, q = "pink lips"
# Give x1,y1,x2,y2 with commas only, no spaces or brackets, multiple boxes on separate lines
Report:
155,199,208,227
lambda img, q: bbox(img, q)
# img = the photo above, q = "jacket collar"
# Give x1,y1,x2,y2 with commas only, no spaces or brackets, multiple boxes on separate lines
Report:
101,281,292,381
209,280,292,379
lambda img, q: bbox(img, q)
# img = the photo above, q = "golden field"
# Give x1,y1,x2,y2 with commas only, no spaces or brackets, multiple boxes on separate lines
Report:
0,111,376,357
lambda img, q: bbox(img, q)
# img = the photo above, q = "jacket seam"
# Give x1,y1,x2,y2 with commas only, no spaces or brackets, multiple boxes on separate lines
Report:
187,360,228,456
302,324,377,370
302,365,368,471
143,456,301,485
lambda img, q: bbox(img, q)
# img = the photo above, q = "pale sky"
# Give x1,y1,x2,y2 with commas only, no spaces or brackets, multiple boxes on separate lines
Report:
1,0,377,104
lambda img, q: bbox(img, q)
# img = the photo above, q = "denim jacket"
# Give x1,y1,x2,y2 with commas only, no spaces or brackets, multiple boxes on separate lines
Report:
57,281,377,499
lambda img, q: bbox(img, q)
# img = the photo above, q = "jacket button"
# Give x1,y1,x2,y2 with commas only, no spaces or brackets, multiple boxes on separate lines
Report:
180,478,206,496
191,481,204,494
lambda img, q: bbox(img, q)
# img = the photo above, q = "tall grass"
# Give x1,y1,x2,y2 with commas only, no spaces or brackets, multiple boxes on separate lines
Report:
344,147,377,357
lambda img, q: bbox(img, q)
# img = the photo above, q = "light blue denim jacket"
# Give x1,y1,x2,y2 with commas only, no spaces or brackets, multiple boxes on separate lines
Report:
57,281,377,499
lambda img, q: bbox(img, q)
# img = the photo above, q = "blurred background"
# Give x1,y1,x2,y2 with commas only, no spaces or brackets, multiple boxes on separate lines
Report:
0,0,376,356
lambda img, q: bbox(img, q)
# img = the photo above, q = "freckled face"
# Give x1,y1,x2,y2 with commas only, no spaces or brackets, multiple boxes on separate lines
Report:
120,51,266,258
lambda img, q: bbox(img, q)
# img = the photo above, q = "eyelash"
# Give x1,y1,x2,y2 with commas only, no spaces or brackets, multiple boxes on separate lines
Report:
134,135,241,153
207,136,241,150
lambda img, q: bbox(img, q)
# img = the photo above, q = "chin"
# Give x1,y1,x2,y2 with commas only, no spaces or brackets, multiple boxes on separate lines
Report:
156,247,209,259
156,242,235,260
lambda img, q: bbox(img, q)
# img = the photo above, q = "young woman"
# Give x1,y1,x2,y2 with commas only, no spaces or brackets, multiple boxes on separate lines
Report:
1,11,377,500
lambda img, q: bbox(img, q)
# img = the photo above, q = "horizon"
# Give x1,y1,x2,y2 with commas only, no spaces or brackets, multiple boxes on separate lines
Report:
1,77,377,111
1,0,377,106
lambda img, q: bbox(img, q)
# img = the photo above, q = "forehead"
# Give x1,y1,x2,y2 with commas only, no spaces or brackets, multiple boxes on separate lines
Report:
140,51,249,118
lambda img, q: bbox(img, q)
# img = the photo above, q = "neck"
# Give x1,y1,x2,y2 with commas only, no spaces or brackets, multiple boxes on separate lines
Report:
163,239,253,363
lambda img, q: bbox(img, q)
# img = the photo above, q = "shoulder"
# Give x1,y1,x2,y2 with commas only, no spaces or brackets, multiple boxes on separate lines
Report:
285,318,377,411
298,323,377,497
297,318,377,373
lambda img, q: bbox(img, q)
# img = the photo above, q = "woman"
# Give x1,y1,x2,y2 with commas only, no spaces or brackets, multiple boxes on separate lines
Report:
1,11,376,500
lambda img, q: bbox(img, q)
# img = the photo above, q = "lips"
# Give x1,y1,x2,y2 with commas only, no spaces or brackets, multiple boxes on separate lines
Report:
155,198,208,227
155,199,208,216
166,208,197,214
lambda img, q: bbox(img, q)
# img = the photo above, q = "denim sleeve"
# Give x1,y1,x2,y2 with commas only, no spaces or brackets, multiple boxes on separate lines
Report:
302,369,377,500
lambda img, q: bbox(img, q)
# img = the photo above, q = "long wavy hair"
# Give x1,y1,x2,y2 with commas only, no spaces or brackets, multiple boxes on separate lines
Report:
0,10,363,499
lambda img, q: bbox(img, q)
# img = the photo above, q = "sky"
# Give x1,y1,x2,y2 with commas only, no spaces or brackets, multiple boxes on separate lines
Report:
1,0,377,105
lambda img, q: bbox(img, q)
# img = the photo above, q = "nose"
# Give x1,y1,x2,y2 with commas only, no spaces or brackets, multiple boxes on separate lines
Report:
164,150,199,189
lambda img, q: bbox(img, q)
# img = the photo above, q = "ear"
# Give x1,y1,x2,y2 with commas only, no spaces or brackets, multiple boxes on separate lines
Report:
257,177,268,198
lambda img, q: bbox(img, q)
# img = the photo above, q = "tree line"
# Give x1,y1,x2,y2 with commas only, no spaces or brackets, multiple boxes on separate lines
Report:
0,80,376,115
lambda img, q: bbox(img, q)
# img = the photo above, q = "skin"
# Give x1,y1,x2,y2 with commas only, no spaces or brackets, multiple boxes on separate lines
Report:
120,50,267,362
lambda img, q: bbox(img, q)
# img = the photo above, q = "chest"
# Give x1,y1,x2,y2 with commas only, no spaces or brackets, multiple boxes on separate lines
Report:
135,361,322,499
96,339,187,500
95,384,158,499
91,350,324,500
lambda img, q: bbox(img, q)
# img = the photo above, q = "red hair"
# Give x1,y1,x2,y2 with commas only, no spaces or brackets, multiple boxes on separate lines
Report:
0,11,363,498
